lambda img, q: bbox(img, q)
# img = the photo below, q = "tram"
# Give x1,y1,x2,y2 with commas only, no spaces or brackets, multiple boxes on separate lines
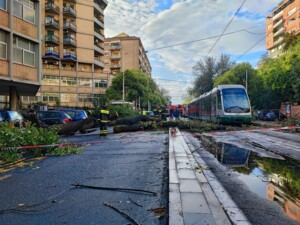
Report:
187,84,251,124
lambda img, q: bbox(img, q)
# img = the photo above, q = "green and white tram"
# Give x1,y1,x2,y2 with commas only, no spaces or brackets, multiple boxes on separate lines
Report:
188,84,252,124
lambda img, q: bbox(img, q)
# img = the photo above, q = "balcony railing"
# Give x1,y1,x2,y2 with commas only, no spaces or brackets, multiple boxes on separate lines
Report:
63,52,77,61
110,45,121,50
94,2,104,15
45,50,60,59
94,17,104,28
63,37,77,46
45,35,60,45
110,64,121,68
45,18,59,29
111,54,121,59
273,27,285,37
94,30,104,42
94,44,105,55
63,6,77,17
63,22,77,32
45,2,60,14
94,58,104,68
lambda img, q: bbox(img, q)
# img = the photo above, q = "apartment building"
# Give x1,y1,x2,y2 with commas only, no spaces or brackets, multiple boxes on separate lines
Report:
21,0,109,108
104,33,152,77
0,0,42,110
266,0,300,58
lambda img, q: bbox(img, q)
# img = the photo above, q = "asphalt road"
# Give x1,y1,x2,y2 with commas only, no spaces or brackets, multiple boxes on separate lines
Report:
0,130,169,225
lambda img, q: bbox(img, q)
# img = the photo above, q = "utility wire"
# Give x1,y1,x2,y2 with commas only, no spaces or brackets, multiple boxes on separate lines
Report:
146,25,262,52
233,35,265,63
207,0,247,56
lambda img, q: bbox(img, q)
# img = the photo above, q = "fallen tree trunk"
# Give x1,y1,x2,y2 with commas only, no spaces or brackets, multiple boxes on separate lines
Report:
58,117,97,135
114,115,149,126
113,124,143,133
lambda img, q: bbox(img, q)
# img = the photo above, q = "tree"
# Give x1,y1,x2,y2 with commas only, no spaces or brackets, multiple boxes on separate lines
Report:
106,69,169,108
214,63,268,109
191,54,234,97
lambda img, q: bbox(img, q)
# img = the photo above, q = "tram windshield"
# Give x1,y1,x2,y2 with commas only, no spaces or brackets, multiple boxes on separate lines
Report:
222,88,250,113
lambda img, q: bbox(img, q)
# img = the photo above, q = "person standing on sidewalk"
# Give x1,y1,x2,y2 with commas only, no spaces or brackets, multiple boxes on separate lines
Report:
99,104,110,136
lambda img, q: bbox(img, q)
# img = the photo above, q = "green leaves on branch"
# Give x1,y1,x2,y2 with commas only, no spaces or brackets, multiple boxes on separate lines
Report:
106,69,169,108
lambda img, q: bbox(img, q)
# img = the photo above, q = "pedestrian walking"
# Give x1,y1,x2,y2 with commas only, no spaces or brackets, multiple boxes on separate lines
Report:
169,106,174,121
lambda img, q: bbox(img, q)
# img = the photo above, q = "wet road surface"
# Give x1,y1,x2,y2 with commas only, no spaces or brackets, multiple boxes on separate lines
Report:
0,131,169,225
183,129,300,225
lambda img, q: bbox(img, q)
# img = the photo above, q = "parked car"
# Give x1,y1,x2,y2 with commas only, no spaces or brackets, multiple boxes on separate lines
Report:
0,110,24,126
57,109,88,122
256,110,277,121
37,111,72,125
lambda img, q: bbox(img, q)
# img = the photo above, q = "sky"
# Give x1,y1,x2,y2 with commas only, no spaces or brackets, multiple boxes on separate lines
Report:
104,0,282,105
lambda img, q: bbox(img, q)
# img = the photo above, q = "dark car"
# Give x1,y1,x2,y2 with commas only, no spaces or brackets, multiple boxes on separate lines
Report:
37,111,72,125
256,110,277,121
57,109,88,122
0,110,24,126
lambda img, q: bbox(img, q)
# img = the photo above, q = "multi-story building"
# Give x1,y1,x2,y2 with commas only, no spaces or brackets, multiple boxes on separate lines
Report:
266,0,300,58
21,0,109,108
0,0,42,110
104,33,152,77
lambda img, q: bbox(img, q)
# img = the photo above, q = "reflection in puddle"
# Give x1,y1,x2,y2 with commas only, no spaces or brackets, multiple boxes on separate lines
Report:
201,139,300,223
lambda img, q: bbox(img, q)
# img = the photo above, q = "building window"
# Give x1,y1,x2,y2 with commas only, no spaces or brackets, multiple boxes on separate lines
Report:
42,92,59,102
61,76,77,86
61,64,66,70
13,0,35,24
13,35,36,66
78,94,93,103
94,79,107,88
0,0,7,10
42,75,60,85
0,30,7,59
79,78,92,87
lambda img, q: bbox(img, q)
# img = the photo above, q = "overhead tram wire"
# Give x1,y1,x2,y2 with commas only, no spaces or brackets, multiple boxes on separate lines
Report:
207,0,247,56
233,35,266,63
146,25,262,52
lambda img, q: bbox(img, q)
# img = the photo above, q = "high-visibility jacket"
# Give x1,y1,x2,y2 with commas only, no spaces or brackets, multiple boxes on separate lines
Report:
142,110,147,116
100,109,110,123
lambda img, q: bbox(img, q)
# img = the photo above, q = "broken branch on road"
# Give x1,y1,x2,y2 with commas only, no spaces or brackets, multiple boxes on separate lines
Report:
104,202,141,225
72,183,157,196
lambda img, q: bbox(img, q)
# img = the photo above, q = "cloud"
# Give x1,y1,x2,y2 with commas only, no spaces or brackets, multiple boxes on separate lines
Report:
105,0,282,104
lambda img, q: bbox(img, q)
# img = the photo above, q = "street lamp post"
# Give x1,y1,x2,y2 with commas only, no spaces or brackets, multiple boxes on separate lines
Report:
122,52,128,103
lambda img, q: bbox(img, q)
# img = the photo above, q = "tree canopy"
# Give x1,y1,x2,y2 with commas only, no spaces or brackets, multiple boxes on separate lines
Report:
191,54,234,97
106,69,169,108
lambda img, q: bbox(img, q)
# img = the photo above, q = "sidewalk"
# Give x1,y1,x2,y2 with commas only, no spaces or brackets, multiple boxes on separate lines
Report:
168,128,250,225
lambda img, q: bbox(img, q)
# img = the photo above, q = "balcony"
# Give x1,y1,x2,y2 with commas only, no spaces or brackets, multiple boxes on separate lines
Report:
63,6,77,17
109,45,121,50
94,44,105,55
45,2,60,14
94,30,104,42
63,37,77,47
111,54,121,59
94,58,104,68
94,2,104,15
64,0,77,2
95,0,108,8
94,17,104,28
273,11,283,20
273,27,285,37
273,18,283,29
63,52,77,61
44,50,60,60
45,18,59,29
45,35,60,45
63,22,77,32
110,63,121,69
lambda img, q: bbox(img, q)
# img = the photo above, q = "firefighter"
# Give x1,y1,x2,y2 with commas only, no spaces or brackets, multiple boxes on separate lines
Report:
99,104,110,136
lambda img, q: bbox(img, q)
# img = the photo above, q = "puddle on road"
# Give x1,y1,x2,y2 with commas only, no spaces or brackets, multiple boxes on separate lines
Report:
200,138,300,223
